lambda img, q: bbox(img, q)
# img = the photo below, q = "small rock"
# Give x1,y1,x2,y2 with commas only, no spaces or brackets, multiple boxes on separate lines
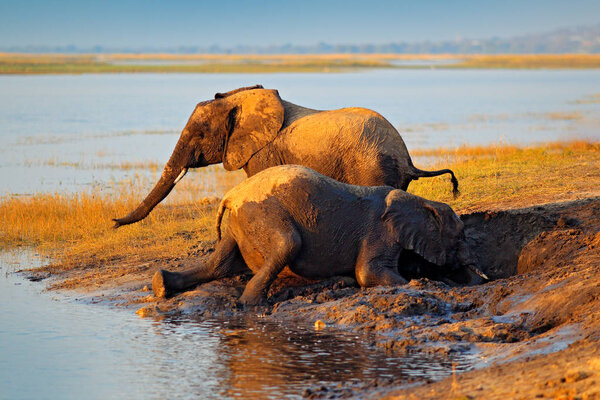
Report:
135,305,166,319
141,285,149,292
314,320,327,330
564,370,588,383
136,306,153,318
557,216,580,227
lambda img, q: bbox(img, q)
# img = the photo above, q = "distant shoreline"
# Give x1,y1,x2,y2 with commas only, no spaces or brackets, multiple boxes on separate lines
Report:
2,54,600,74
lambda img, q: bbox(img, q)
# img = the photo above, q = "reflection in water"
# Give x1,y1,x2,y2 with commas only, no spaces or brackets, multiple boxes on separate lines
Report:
160,316,471,399
0,251,472,400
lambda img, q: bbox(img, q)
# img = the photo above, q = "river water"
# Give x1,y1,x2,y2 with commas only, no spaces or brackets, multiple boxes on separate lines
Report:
1,69,599,195
1,70,599,399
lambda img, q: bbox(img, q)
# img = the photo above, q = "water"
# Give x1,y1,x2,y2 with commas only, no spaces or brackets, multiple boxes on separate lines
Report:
0,252,471,400
1,70,599,194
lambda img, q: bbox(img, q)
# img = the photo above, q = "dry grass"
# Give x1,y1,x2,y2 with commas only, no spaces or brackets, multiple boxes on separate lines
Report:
24,158,164,171
0,183,206,250
1,141,598,271
2,53,600,74
99,53,454,61
0,53,395,74
545,111,583,120
0,167,245,269
572,94,600,104
409,141,600,212
454,54,600,69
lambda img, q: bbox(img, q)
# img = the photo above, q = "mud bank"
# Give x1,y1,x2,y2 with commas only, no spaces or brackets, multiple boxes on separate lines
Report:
31,197,600,399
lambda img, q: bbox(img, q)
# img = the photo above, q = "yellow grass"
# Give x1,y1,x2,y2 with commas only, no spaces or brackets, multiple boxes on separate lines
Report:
410,141,600,211
454,54,600,69
0,53,396,74
0,167,245,267
545,111,583,120
0,190,213,264
1,53,600,74
23,158,164,171
0,141,598,270
573,94,600,104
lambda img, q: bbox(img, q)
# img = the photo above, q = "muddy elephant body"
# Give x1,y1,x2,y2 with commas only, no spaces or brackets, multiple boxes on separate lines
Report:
114,85,458,228
153,165,482,305
244,103,432,190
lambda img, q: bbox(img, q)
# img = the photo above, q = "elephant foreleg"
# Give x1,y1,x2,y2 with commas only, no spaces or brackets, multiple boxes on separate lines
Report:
152,230,247,298
355,242,408,288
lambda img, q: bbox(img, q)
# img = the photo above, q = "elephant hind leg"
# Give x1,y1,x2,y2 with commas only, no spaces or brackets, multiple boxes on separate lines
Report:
152,229,248,298
238,224,302,306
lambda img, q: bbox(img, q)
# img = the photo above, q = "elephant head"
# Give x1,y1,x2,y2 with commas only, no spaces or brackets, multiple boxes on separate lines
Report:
382,190,464,266
113,85,285,228
382,190,487,283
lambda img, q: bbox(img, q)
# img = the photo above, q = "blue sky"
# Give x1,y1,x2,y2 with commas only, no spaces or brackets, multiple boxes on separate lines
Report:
1,0,599,47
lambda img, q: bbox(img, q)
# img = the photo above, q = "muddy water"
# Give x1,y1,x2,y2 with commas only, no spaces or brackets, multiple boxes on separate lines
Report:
0,252,473,399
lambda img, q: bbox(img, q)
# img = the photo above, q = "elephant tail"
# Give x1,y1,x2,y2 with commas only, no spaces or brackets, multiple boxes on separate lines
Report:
215,198,229,242
411,166,460,198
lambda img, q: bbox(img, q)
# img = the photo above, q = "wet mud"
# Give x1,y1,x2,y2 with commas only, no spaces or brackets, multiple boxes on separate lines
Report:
31,197,600,399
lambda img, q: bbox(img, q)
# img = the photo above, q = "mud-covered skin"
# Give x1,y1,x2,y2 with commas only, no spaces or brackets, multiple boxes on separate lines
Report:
153,166,472,305
113,86,458,228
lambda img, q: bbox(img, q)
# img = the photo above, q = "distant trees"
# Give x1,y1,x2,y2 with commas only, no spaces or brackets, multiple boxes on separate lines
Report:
3,24,599,54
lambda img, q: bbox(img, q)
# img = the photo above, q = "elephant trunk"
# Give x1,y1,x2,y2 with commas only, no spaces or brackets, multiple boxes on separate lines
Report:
113,141,191,229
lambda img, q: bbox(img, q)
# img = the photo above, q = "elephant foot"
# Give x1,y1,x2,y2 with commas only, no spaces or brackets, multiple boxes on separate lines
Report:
152,269,185,298
152,266,209,298
238,292,268,307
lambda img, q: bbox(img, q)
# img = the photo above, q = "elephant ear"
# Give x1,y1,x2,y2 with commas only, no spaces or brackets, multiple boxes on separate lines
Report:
222,89,285,170
382,190,447,266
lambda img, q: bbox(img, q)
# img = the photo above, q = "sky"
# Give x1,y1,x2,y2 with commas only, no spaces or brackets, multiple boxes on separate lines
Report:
1,0,599,48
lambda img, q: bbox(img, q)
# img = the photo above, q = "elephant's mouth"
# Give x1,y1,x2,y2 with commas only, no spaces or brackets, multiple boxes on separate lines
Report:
396,249,480,285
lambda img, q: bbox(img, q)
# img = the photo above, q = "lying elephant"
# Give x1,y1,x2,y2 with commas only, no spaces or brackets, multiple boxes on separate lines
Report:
113,85,458,228
152,165,485,305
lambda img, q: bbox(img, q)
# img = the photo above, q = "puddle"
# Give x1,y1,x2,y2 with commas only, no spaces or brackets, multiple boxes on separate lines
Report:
0,251,473,399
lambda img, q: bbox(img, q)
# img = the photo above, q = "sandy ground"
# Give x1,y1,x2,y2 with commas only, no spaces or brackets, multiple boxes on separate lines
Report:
30,197,600,399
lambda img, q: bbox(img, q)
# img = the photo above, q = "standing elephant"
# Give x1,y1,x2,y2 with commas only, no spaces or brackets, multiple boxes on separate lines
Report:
113,85,458,228
152,165,484,305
